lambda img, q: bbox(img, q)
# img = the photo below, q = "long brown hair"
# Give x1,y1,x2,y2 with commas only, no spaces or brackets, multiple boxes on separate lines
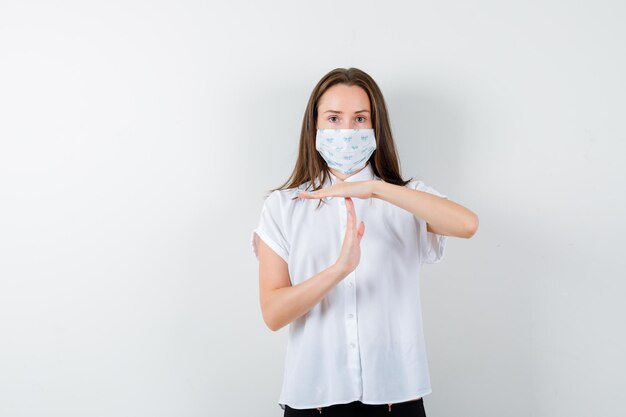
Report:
268,67,412,207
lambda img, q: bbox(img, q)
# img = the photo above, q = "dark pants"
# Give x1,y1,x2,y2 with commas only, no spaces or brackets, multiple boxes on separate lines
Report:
283,397,426,417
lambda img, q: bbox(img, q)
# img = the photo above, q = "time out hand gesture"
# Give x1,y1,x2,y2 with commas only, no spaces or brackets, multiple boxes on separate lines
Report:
297,181,372,276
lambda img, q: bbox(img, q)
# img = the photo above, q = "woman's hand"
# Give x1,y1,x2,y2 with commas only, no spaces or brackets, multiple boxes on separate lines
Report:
334,197,365,276
297,180,376,200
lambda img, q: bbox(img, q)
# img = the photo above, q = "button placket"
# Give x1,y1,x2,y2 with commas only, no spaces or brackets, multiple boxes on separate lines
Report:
340,197,361,368
345,278,360,371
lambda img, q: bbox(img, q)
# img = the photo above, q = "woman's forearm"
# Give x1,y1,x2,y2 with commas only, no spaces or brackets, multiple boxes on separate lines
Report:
263,264,348,331
371,180,479,238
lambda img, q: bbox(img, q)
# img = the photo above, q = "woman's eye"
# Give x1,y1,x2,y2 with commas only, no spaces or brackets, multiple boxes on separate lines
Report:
356,116,366,123
328,116,339,123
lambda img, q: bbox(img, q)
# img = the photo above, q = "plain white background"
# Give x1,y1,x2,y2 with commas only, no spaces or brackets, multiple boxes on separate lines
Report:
1,1,624,416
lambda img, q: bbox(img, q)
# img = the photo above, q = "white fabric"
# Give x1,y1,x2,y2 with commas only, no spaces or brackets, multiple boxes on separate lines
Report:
251,162,448,410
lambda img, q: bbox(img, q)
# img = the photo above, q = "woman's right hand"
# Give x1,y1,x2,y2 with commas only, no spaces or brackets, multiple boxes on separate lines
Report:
334,197,365,276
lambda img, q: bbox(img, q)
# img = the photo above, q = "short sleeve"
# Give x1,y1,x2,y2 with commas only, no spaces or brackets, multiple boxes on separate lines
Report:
251,191,290,263
408,179,449,265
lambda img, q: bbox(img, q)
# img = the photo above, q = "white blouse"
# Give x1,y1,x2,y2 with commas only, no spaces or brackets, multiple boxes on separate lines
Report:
251,162,448,410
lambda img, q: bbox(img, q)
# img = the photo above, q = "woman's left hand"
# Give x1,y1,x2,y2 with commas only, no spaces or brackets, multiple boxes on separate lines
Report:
297,180,376,200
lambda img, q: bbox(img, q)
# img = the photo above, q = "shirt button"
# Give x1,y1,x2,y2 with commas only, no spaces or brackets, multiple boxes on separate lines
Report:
348,282,353,287
347,314,354,319
350,342,356,348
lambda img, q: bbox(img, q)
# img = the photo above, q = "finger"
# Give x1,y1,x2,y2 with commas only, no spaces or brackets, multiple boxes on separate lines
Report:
345,201,355,232
345,197,356,231
357,221,365,241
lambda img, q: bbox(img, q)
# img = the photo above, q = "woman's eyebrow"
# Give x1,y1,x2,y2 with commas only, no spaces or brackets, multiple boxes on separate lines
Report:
323,109,371,114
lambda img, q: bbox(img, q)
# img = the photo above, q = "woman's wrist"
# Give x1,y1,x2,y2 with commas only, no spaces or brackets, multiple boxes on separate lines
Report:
370,179,386,199
330,262,350,281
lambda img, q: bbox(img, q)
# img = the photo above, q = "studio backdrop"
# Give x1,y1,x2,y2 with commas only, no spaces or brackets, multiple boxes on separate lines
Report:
0,1,624,416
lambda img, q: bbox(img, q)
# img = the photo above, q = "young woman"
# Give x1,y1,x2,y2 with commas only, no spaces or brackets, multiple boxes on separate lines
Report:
251,67,479,416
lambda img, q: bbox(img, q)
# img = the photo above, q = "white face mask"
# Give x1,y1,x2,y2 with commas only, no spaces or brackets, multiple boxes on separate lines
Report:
315,128,376,174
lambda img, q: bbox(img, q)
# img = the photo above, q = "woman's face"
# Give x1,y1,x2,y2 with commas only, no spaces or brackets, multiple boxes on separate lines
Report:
316,84,373,130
